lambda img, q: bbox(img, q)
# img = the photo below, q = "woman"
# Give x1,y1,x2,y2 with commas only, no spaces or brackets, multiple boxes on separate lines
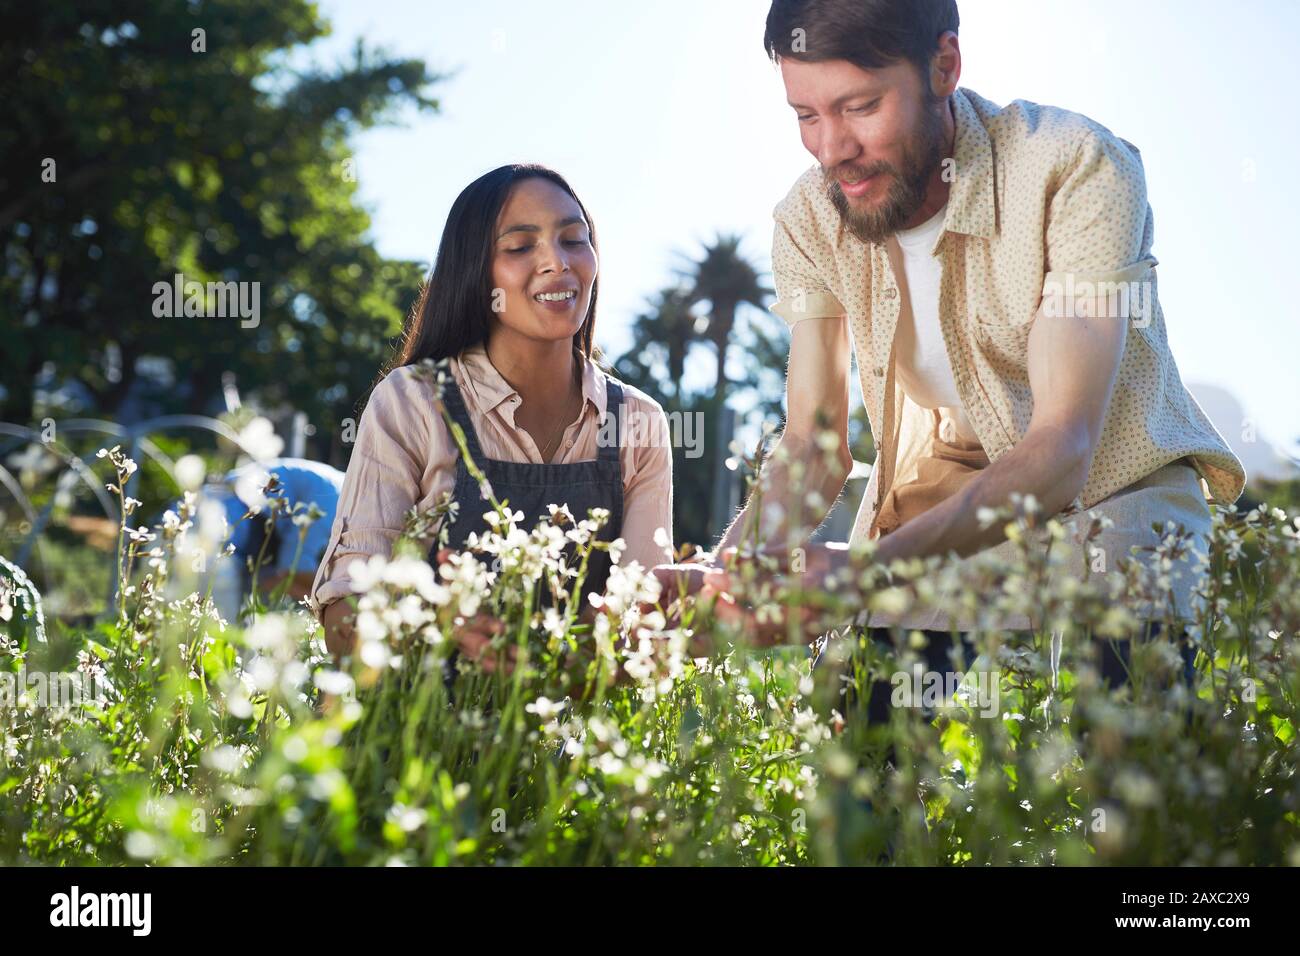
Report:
309,164,673,656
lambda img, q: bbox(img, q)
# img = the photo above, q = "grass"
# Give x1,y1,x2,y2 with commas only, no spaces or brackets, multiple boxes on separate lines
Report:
1,362,1296,866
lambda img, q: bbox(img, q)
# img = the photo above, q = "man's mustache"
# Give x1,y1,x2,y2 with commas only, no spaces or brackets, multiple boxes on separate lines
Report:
822,160,895,186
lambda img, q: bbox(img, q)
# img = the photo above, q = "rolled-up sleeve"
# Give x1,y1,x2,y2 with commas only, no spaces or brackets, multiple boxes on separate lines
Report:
307,367,448,619
770,196,844,327
617,392,675,569
1043,130,1158,297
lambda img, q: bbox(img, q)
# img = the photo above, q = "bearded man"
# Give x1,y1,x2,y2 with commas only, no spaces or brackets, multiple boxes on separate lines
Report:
662,0,1245,668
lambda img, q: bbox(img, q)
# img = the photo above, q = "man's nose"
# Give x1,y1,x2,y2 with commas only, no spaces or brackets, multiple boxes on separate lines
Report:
815,117,860,171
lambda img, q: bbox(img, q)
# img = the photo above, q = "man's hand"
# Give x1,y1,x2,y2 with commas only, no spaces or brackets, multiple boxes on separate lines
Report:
652,543,858,646
701,572,825,646
650,558,716,602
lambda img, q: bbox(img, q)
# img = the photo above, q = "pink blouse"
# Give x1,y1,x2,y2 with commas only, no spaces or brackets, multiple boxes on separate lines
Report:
306,344,674,618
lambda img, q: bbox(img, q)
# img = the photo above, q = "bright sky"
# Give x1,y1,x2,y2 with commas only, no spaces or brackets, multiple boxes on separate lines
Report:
314,0,1300,456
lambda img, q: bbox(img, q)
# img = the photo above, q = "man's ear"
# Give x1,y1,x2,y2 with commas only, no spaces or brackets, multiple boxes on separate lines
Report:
929,31,961,98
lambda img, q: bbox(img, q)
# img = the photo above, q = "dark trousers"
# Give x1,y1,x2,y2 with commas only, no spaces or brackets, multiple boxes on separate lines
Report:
830,622,1199,732
813,623,1200,861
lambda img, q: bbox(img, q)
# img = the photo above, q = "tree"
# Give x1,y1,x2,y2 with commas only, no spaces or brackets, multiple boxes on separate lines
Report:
612,237,784,545
0,2,442,457
618,285,695,400
680,233,772,409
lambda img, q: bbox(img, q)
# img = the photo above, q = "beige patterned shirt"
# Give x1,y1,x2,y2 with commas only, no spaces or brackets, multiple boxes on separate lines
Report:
770,86,1246,545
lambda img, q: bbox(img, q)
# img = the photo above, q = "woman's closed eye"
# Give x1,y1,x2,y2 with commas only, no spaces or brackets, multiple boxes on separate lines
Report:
505,238,589,255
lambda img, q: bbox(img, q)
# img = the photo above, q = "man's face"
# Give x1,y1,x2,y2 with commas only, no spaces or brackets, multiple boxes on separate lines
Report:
781,56,947,243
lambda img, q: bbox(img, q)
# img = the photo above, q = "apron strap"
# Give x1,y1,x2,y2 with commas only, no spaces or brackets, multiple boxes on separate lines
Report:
598,380,624,464
438,374,487,465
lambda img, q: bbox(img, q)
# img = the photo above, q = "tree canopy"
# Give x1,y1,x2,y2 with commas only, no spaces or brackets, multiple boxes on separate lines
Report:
0,1,443,462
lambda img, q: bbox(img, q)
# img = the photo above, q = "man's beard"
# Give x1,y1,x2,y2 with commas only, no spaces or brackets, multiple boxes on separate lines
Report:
825,103,947,245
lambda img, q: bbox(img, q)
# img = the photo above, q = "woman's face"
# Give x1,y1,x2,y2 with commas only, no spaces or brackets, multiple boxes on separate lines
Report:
489,177,597,346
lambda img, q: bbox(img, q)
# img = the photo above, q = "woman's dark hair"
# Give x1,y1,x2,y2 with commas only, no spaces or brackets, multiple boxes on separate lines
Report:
390,163,599,372
764,0,959,82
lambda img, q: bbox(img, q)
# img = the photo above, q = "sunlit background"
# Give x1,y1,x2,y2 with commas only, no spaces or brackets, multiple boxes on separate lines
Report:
315,0,1300,470
4,0,1298,619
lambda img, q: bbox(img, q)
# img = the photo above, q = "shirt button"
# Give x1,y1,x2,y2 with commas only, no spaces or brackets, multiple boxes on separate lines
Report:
873,366,885,377
884,287,897,299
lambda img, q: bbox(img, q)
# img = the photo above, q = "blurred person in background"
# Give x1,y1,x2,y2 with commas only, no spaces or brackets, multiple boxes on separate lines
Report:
159,457,343,621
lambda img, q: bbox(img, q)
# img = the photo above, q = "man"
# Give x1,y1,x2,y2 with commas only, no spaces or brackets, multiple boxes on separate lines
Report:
216,457,343,605
661,0,1245,649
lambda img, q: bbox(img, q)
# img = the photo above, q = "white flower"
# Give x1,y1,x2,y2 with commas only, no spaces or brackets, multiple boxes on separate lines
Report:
525,696,568,720
313,670,354,696
246,614,292,654
246,655,279,692
236,416,284,462
386,803,428,833
592,561,660,617
202,745,247,774
173,454,207,491
541,607,566,640
359,637,392,670
234,466,273,514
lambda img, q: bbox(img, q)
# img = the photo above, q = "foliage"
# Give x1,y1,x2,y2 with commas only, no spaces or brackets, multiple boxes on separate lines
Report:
0,554,45,647
0,1,439,450
613,236,783,545
2,366,1297,866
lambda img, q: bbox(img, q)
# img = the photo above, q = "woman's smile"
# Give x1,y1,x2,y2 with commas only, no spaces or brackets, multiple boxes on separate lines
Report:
532,284,580,313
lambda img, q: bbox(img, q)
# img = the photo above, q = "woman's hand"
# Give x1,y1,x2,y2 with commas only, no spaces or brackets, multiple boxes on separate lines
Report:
453,613,514,673
322,599,358,658
687,543,854,647
432,546,512,674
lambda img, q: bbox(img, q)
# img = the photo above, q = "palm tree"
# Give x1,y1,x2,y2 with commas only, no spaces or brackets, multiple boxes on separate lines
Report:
626,285,696,400
679,234,772,409
678,235,773,537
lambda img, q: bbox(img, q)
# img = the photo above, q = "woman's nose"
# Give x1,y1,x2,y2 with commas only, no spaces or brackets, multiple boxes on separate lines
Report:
537,241,570,274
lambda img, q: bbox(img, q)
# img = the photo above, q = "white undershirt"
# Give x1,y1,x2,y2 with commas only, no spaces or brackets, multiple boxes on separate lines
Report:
892,203,980,444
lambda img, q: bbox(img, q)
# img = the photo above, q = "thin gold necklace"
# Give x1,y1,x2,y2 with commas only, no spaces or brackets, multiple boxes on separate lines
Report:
537,385,582,462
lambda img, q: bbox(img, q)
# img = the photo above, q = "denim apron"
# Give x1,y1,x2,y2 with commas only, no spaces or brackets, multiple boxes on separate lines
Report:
429,374,626,606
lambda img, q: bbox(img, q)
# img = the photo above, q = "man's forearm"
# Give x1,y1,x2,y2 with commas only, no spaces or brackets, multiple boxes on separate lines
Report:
874,423,1092,565
715,433,852,554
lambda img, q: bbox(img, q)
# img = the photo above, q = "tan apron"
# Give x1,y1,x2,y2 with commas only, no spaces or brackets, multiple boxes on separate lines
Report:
864,419,1212,631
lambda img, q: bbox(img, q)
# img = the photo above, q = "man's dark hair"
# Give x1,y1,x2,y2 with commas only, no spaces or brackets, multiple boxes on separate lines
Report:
764,0,959,81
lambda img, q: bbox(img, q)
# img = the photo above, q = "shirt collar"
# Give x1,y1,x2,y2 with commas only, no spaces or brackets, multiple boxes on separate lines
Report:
456,342,606,418
941,88,997,241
